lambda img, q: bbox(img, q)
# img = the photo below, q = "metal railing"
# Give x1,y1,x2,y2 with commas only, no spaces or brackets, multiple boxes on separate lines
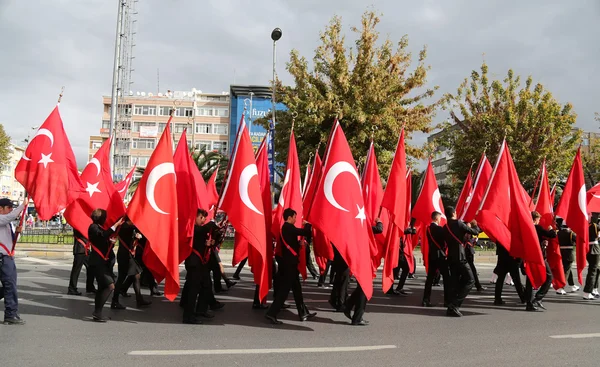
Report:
19,227,74,244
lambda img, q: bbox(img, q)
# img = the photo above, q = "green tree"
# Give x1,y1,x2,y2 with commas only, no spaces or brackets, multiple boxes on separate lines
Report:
582,112,600,187
436,62,579,188
258,10,441,177
0,124,11,165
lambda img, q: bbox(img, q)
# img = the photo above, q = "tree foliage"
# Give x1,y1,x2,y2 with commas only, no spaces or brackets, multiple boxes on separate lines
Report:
0,124,11,165
258,11,441,177
436,62,579,188
582,112,600,187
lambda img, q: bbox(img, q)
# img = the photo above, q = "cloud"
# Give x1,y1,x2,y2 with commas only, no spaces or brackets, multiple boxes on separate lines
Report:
0,0,598,168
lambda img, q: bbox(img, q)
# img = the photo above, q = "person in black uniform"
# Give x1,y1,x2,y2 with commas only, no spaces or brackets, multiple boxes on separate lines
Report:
444,206,480,317
493,242,525,305
304,231,319,279
422,211,451,307
111,217,151,309
329,244,350,310
343,218,382,326
87,209,124,322
388,226,417,296
133,237,162,296
556,219,578,294
465,232,486,292
265,208,315,324
524,211,556,311
583,218,600,300
67,229,96,295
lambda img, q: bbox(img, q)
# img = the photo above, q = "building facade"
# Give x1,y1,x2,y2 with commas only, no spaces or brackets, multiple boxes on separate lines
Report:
0,143,26,201
95,89,231,181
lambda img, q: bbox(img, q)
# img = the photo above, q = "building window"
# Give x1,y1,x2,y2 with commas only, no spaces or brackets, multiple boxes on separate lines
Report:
158,123,167,133
102,120,110,129
132,138,156,150
195,141,211,152
213,124,228,135
133,122,155,132
134,105,156,116
173,123,186,134
196,123,211,134
92,141,102,149
114,155,130,167
119,104,132,116
212,141,227,154
183,107,194,117
197,108,214,117
583,138,590,146
159,106,174,116
115,139,130,150
136,156,150,167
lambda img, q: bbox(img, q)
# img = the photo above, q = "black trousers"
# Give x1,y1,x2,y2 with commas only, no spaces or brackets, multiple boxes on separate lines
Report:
394,255,410,291
234,258,247,278
329,251,349,309
494,256,525,302
423,256,450,304
583,254,600,293
449,261,474,308
266,264,305,317
466,252,482,289
318,261,332,286
182,266,213,320
345,284,367,323
305,244,319,279
525,260,553,302
68,253,95,292
560,250,575,286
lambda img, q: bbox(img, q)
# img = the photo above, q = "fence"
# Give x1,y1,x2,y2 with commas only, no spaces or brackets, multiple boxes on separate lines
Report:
19,227,74,244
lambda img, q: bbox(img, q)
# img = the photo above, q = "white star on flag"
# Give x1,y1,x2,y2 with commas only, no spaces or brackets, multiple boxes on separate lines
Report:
38,153,54,168
355,205,366,226
85,182,102,198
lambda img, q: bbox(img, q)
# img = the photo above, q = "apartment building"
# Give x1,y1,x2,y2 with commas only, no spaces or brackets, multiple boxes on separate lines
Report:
0,143,26,201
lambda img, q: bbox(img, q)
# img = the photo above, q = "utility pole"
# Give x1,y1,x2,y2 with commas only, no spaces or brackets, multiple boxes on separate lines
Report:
108,0,124,179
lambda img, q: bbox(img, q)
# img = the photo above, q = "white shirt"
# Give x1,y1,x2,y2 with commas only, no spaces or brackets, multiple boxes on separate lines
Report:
0,203,25,256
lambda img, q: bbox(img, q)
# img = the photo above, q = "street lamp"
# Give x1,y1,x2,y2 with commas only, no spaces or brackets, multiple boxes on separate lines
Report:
270,28,282,187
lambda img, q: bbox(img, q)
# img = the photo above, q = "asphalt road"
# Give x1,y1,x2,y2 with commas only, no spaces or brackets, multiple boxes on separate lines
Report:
1,258,599,367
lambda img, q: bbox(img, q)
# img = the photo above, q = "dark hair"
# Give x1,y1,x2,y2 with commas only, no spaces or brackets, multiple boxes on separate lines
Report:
445,206,456,217
197,208,208,217
532,211,541,220
91,209,107,225
283,208,296,221
431,211,442,221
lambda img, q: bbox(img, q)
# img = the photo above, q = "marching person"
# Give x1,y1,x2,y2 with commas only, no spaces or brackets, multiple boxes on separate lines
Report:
87,209,124,322
0,198,26,325
422,211,451,307
344,217,383,326
265,208,315,324
465,231,486,292
111,217,151,309
493,241,525,305
556,218,578,294
67,229,96,296
583,218,600,300
388,226,417,296
444,206,481,317
524,211,556,311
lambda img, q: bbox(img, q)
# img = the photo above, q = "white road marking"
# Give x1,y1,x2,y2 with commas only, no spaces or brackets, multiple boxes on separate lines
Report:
19,257,62,266
129,345,397,356
549,333,600,339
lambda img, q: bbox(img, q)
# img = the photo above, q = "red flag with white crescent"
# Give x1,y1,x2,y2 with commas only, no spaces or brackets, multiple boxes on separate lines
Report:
115,162,137,201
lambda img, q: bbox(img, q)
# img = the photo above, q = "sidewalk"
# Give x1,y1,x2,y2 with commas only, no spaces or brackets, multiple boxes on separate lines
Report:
14,243,499,265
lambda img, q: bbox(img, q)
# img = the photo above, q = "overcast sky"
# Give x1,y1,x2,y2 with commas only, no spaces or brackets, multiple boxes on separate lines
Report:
0,0,598,166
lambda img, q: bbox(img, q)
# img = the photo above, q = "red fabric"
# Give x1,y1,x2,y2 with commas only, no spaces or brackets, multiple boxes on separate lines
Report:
173,131,198,263
271,132,306,278
115,163,136,200
127,119,179,301
535,161,566,289
461,154,492,222
586,181,600,213
15,105,83,220
302,152,322,217
555,148,589,285
380,129,408,293
307,121,374,299
205,169,219,221
219,115,269,301
455,168,473,219
189,154,208,212
476,140,546,288
361,142,389,269
64,138,125,238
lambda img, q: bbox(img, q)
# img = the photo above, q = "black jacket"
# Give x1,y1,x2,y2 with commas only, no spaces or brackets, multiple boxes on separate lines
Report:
372,221,383,235
280,222,312,266
116,222,137,260
72,229,89,255
186,221,222,268
444,219,480,263
534,224,557,259
427,223,446,260
88,223,115,265
589,223,600,255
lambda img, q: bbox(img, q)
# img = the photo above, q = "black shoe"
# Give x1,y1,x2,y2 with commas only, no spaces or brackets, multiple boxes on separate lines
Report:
196,311,215,318
446,306,462,317
4,317,26,325
183,317,203,324
477,286,487,292
281,303,292,309
67,290,82,296
386,289,400,295
397,289,408,295
150,288,162,296
533,299,546,310
232,274,241,280
343,307,352,320
422,301,433,307
210,301,225,311
351,319,369,326
252,303,268,310
265,314,282,324
120,291,131,298
110,302,126,310
86,288,97,294
300,312,317,322
526,302,540,312
408,274,417,279
493,300,506,306
226,281,237,289
92,313,108,323
136,299,152,307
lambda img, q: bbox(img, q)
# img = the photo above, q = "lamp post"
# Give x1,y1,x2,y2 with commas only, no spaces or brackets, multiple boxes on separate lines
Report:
270,27,282,187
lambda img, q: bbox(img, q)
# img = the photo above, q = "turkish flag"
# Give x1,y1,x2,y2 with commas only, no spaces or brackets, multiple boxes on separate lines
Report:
535,161,566,289
380,129,408,293
205,167,219,221
15,105,83,220
307,120,374,299
173,131,198,263
115,162,137,200
64,138,125,237
555,148,589,285
271,132,306,277
303,152,322,217
586,181,600,213
412,161,446,272
361,141,389,269
461,154,492,222
219,115,268,301
476,140,546,288
127,119,179,301
188,153,208,212
455,167,473,219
